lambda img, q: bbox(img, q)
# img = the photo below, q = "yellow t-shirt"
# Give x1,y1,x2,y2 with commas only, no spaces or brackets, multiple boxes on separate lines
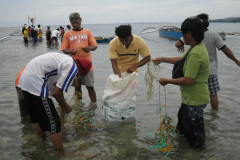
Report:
109,35,151,73
60,29,97,71
24,30,28,38
38,28,42,37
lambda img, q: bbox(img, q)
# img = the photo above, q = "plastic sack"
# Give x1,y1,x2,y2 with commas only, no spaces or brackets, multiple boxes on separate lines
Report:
102,72,138,121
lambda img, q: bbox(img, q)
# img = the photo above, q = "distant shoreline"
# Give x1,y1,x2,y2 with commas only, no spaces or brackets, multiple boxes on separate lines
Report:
1,20,240,28
210,21,240,23
210,17,240,23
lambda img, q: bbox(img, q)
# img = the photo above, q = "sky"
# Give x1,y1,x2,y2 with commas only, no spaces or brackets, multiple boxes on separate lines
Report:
1,0,239,27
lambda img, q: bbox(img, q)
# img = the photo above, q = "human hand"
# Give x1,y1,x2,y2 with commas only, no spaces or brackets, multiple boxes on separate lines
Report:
152,57,164,65
81,46,91,52
64,104,72,114
236,60,240,67
158,78,169,86
177,45,185,53
127,66,136,73
70,49,77,55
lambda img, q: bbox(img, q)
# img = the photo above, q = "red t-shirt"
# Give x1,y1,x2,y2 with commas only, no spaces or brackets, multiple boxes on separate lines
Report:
61,29,65,36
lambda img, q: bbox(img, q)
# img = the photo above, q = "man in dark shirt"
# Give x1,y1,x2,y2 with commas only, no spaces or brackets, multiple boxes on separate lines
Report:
31,27,37,44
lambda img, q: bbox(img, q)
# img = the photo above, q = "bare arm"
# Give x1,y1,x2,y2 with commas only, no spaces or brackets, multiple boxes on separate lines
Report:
175,39,185,53
152,57,181,65
127,55,151,73
221,46,240,66
62,45,97,55
62,49,77,55
52,87,72,114
110,58,121,78
82,45,97,52
159,77,195,86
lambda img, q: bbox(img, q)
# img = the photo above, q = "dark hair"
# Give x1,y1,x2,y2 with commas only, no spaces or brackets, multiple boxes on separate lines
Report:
196,13,209,29
38,24,40,27
181,18,204,43
115,25,132,39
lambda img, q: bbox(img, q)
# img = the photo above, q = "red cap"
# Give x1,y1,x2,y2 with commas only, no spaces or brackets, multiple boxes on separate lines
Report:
74,58,92,76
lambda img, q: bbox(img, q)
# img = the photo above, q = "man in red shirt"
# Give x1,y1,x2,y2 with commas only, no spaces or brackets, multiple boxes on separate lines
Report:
60,26,65,43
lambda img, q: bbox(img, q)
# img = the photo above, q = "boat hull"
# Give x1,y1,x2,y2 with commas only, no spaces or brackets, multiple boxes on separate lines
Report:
159,30,182,39
95,37,114,43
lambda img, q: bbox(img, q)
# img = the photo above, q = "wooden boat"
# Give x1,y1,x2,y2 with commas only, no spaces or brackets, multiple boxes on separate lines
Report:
141,26,230,41
94,36,114,43
159,26,182,39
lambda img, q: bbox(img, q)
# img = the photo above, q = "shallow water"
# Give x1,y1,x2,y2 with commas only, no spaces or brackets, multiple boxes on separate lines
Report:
0,23,240,159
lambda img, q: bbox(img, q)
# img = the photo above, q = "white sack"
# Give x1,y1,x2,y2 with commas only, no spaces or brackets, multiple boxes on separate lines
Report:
102,72,138,121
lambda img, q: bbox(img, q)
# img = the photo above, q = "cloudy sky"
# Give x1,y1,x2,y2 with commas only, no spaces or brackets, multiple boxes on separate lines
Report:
1,0,239,27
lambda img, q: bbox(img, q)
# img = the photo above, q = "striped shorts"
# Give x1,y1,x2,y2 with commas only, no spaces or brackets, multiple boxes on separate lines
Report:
208,75,220,95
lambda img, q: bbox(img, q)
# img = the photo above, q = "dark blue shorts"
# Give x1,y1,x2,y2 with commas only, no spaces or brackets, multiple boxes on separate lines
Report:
22,90,61,134
176,103,206,149
33,37,37,43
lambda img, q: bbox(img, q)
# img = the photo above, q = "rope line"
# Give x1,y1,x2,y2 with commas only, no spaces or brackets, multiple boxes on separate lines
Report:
57,62,179,157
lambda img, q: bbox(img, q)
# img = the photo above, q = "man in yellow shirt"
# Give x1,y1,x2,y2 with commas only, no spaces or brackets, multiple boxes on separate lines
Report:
23,27,28,44
38,24,43,42
109,24,151,77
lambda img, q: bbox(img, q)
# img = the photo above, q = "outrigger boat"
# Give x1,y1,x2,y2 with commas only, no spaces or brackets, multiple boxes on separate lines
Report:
141,25,228,40
158,26,182,39
140,26,182,39
94,36,114,43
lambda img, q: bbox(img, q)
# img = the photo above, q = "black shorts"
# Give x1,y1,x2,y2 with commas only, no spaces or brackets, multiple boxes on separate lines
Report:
22,90,61,134
52,37,57,42
176,103,206,149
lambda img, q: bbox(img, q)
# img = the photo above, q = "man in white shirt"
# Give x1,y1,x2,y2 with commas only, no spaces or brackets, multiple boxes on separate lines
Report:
52,28,60,44
17,52,92,152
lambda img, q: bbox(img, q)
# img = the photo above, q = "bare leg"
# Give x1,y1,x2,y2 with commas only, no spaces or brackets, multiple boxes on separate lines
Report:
86,86,96,103
210,94,218,110
50,132,64,152
35,123,46,138
76,86,82,99
36,124,64,153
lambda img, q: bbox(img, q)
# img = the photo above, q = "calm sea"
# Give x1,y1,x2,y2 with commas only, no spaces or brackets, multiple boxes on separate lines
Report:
0,22,240,160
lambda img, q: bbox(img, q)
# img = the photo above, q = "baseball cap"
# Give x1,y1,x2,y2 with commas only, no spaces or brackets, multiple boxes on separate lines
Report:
74,58,92,76
69,12,81,21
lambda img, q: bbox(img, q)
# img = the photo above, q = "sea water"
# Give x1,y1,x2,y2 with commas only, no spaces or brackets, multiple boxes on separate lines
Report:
0,22,240,159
